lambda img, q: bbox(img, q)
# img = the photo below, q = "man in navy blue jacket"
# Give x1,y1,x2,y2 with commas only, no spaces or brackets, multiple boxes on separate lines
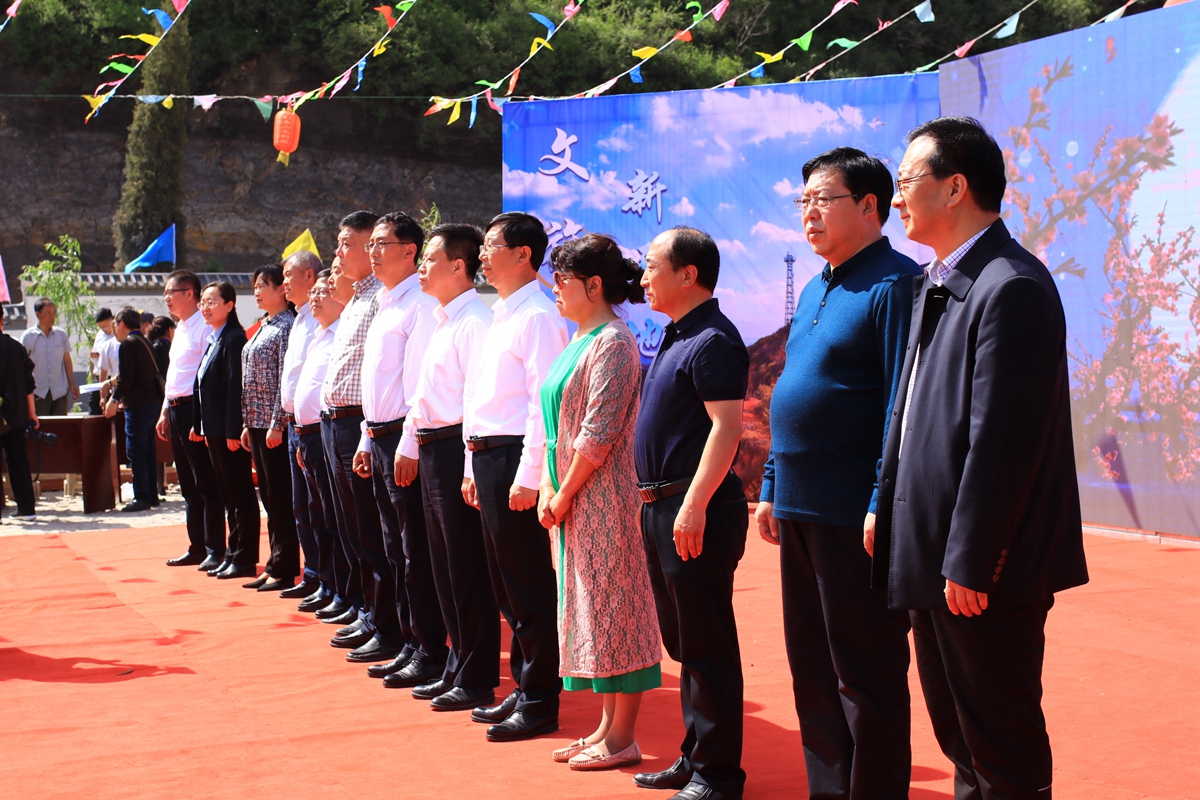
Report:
872,117,1089,800
756,148,919,799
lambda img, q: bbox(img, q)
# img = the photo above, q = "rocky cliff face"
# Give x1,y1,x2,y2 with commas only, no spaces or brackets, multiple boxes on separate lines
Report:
734,322,789,502
0,98,501,292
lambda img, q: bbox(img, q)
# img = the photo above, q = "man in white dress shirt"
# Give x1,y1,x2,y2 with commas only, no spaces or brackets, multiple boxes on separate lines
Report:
277,250,327,602
156,271,225,569
463,212,567,742
395,223,501,712
349,211,447,678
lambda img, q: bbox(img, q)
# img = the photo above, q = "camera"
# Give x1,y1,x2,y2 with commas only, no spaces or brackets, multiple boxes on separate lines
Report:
25,424,57,447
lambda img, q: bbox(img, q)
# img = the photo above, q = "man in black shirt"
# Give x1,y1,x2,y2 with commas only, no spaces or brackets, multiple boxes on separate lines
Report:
105,306,164,513
0,313,39,522
633,227,749,800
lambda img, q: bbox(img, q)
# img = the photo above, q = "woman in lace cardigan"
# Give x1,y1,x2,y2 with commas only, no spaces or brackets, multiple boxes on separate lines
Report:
538,234,662,771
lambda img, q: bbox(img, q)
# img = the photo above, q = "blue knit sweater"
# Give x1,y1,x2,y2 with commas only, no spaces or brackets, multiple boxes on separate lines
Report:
760,237,919,527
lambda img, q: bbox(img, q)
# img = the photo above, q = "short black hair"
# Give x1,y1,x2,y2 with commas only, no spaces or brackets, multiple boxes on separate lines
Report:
801,147,893,225
339,210,381,233
487,212,549,269
906,116,1006,213
165,269,202,298
115,306,141,331
429,223,484,279
317,268,332,280
252,263,285,289
95,307,114,323
664,227,720,292
149,315,175,341
33,297,55,314
377,211,425,260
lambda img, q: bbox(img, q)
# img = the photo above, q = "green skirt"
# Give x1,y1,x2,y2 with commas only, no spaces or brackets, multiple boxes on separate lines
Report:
563,663,662,694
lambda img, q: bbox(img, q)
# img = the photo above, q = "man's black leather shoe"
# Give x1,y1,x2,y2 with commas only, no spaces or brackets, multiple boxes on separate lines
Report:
167,552,206,567
382,655,443,688
485,711,559,742
216,564,257,580
280,580,319,599
471,690,520,724
431,686,495,712
667,782,741,800
634,758,693,791
258,577,294,593
242,574,269,589
335,618,365,637
313,598,349,618
411,678,452,700
330,626,374,649
346,635,405,664
323,607,359,625
298,593,334,613
121,500,152,513
206,559,232,577
196,555,224,571
366,651,412,679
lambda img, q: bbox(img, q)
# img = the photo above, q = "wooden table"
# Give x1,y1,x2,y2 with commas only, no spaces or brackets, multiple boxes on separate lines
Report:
25,415,116,513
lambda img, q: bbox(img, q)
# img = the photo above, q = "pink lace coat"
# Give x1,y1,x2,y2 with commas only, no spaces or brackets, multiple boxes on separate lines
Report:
553,322,662,678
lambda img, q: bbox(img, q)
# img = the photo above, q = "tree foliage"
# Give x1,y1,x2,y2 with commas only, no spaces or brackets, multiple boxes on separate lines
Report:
18,236,97,353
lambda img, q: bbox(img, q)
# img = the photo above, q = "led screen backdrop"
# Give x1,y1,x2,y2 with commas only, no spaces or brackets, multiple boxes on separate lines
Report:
940,3,1200,537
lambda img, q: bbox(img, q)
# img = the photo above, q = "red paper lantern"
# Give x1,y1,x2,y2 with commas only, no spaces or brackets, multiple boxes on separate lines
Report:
273,107,301,166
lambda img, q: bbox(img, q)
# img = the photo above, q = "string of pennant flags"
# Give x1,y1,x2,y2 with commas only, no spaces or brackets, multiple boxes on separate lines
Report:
0,0,22,35
911,0,1042,72
83,0,191,122
787,0,937,84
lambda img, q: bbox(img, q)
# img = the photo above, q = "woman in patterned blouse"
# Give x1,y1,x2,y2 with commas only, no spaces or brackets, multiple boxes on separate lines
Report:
240,264,299,593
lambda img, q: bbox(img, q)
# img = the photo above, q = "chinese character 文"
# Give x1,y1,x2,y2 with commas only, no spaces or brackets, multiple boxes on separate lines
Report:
539,128,590,181
622,169,668,224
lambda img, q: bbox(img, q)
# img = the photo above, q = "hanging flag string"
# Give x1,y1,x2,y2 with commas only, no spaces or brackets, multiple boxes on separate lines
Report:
789,0,935,84
709,0,860,89
0,0,24,36
1090,0,1143,26
909,0,1042,74
85,1,193,121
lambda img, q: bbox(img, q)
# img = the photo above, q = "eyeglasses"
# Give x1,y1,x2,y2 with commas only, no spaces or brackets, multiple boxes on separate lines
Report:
364,240,412,253
162,287,188,298
310,287,330,298
894,172,932,195
479,243,516,255
552,272,577,287
794,193,861,211
198,299,225,309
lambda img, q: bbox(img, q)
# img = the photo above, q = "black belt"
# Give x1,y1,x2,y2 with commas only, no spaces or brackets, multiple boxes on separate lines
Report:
416,423,463,446
167,395,193,407
636,477,693,504
466,434,524,452
365,417,406,439
321,405,363,421
293,422,322,436
283,412,296,425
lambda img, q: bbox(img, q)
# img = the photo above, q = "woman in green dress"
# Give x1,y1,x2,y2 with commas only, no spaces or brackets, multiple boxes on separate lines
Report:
538,234,662,771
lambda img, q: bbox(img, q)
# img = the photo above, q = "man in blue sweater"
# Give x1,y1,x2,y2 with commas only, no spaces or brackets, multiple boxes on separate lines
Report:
755,147,919,799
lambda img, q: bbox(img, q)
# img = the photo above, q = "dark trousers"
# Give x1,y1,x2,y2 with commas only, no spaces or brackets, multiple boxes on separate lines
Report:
321,416,379,624
779,518,911,800
911,599,1054,800
371,427,448,660
297,427,358,605
289,425,321,584
248,427,299,580
34,393,70,416
169,401,225,558
421,435,499,689
206,435,259,568
642,490,748,796
1,426,36,517
124,404,159,505
473,444,560,717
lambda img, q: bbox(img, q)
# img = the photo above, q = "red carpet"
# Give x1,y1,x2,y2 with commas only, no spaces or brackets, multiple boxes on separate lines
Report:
1,524,1197,799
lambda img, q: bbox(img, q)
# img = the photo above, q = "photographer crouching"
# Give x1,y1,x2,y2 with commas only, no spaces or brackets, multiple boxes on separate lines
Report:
0,311,40,522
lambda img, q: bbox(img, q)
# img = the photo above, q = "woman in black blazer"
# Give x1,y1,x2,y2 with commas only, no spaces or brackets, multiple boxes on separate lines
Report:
192,282,260,580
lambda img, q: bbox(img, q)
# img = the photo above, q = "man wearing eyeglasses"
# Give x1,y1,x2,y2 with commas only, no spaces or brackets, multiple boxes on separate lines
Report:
157,270,226,569
754,147,919,799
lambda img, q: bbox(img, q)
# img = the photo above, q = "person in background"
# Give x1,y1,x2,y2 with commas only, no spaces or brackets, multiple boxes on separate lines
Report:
756,147,919,800
90,307,115,414
104,306,165,513
537,234,661,771
278,250,326,602
239,264,298,593
0,311,39,522
148,316,175,380
394,223,501,711
193,281,258,581
21,298,79,416
632,227,749,800
465,211,567,742
158,271,226,569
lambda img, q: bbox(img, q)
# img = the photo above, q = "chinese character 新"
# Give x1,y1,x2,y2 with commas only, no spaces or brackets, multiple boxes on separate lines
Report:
539,128,590,181
621,169,668,224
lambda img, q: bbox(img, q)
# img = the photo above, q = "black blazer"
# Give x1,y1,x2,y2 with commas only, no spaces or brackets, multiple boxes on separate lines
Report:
0,332,35,431
192,323,248,442
872,220,1089,611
